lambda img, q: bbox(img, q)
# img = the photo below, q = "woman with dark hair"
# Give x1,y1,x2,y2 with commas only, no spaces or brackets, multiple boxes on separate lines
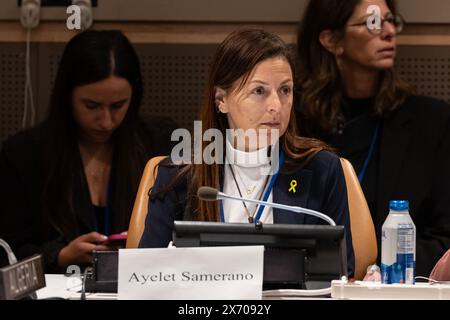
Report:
139,28,355,277
0,30,176,272
296,0,450,276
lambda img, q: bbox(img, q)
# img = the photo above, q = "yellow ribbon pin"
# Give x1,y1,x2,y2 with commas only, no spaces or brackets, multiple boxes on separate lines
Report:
288,179,298,193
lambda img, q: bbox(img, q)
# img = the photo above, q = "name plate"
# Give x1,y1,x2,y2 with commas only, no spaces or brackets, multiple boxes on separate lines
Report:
118,246,264,300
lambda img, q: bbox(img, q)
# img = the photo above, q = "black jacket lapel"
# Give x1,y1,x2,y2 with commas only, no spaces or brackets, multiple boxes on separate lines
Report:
273,167,313,224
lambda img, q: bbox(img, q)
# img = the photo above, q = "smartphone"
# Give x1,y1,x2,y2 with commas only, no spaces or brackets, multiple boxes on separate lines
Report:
102,234,127,247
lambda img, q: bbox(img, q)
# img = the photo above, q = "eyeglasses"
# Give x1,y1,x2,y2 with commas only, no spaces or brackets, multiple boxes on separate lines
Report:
347,14,404,35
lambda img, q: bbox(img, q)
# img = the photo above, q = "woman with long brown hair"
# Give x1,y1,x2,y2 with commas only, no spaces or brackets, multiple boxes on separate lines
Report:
0,30,176,272
139,28,355,277
296,0,450,277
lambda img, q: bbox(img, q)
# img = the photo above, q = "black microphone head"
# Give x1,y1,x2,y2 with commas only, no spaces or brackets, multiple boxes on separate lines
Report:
197,186,219,201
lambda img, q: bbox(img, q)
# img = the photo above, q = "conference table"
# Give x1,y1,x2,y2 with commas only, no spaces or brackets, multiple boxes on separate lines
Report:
35,274,450,300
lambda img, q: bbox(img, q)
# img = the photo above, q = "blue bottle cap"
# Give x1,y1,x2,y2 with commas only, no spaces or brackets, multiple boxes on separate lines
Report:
389,200,409,211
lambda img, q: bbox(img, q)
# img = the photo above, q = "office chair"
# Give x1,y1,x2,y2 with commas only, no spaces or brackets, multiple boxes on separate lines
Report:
126,156,166,248
340,158,378,280
126,156,378,280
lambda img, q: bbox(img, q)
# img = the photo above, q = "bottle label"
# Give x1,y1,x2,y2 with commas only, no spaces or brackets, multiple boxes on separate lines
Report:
397,224,415,254
381,224,415,284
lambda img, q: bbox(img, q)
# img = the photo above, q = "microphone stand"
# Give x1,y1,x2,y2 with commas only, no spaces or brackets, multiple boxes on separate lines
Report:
215,191,336,226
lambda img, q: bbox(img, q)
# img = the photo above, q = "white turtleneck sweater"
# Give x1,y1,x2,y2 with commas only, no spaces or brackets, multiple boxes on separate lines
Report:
222,139,274,224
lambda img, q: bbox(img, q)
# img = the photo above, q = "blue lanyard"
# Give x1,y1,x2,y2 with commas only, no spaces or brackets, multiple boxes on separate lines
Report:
104,181,112,235
220,151,285,224
358,122,380,183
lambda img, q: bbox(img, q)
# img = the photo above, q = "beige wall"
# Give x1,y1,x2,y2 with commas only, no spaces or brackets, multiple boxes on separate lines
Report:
1,0,450,23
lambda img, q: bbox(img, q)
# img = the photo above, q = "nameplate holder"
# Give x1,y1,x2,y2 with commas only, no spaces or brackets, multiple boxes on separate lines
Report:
118,246,264,300
0,254,46,300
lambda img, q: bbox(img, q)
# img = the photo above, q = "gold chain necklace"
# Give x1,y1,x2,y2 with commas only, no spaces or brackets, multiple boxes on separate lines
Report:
233,166,257,196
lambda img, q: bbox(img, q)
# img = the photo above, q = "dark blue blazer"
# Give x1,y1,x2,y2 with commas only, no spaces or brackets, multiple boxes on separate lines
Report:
139,150,355,276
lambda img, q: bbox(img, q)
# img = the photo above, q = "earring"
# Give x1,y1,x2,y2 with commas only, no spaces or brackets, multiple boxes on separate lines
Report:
215,101,224,113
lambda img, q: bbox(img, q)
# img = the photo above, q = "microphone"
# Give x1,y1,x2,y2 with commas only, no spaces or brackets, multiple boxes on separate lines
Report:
197,186,336,226
0,239,17,265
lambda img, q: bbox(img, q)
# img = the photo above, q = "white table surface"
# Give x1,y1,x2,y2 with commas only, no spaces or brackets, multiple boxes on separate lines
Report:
36,274,450,300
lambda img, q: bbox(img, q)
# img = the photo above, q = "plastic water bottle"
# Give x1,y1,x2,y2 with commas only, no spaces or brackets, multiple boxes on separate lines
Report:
381,200,416,284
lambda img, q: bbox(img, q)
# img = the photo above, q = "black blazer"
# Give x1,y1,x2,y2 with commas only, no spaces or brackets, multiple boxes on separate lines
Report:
374,96,450,276
0,116,177,272
297,95,450,276
139,150,355,277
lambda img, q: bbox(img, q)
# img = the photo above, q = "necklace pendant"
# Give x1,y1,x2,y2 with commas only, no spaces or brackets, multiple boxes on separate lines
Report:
248,217,254,223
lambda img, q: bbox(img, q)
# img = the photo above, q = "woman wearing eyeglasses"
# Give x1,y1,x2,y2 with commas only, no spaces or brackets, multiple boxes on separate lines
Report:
295,0,450,277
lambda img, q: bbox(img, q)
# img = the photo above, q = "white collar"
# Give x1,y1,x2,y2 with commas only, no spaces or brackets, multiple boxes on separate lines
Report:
225,138,271,168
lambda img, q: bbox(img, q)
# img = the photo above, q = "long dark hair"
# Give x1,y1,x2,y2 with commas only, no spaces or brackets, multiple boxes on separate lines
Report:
296,0,411,139
41,30,147,239
156,28,328,222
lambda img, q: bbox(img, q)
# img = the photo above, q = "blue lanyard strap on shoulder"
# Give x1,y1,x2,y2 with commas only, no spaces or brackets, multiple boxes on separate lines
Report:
220,150,285,223
358,122,380,184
